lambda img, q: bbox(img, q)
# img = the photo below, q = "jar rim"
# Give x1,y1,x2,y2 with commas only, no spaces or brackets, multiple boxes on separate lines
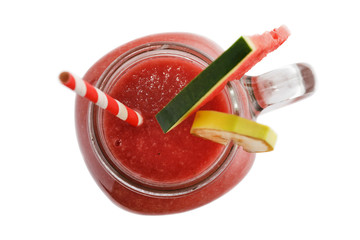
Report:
88,41,239,197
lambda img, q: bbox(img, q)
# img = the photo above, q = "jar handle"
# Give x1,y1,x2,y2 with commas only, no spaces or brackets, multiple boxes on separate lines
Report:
241,63,316,117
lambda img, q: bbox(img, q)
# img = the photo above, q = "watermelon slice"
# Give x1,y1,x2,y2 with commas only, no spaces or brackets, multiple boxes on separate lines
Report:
156,26,290,133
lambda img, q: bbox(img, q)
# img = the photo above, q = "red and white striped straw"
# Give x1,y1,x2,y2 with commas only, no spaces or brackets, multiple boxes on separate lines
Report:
59,72,143,127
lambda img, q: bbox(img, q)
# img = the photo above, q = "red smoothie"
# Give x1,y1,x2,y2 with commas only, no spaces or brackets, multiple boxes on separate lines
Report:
102,57,230,185
76,33,255,214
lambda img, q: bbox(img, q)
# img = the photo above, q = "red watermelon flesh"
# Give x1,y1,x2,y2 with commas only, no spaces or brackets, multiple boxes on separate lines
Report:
227,25,290,81
204,25,291,104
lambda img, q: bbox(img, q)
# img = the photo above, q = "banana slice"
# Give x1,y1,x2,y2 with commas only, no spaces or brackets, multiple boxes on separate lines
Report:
190,111,277,153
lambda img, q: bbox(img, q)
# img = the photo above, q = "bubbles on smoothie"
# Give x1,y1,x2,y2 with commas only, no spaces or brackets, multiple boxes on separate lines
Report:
114,139,122,147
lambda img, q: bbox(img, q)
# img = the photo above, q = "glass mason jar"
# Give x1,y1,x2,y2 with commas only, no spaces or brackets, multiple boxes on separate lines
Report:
75,33,315,214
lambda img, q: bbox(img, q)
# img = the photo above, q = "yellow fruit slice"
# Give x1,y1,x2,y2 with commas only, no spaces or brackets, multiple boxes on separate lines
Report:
190,111,277,153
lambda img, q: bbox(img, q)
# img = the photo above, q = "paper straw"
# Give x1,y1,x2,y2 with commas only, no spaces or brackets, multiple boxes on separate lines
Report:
59,72,143,127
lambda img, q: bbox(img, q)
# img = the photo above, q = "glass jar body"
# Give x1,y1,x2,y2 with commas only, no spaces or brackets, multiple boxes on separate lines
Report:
75,33,255,214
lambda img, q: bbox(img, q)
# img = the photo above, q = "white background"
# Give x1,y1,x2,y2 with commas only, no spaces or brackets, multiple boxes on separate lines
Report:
1,0,359,239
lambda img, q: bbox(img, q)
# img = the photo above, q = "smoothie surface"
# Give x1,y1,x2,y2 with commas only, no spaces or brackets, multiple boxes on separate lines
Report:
103,57,230,184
